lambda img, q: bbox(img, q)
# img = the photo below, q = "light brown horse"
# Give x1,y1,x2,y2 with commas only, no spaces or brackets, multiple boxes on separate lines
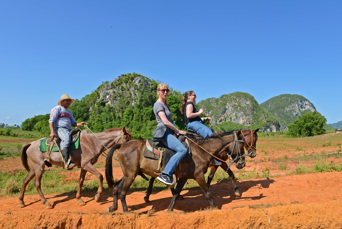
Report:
19,127,131,209
143,128,259,202
105,130,246,212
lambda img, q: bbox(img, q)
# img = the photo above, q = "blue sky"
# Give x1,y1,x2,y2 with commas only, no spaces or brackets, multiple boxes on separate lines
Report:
1,0,341,126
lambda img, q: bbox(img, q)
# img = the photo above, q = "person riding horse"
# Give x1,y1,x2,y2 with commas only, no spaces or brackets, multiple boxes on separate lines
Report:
181,90,221,166
49,94,87,169
153,83,187,186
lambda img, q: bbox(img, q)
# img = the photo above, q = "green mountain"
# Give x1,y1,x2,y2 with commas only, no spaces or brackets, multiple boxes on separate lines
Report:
260,94,316,128
329,121,342,129
22,73,321,136
197,92,281,132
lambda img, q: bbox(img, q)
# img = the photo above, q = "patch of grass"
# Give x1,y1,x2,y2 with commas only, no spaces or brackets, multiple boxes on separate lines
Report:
0,169,70,196
278,163,287,170
322,142,332,147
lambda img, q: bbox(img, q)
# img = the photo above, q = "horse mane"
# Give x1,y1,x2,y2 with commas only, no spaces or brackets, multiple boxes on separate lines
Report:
103,128,122,132
186,130,235,144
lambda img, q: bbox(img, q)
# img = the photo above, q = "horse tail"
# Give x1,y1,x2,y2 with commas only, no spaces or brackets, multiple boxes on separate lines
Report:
105,144,122,191
21,143,31,172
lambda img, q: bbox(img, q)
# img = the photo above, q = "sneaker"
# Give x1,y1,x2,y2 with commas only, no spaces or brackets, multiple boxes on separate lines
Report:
157,173,173,186
65,159,76,170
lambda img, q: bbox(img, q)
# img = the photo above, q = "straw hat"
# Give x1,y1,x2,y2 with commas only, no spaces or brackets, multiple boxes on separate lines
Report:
58,94,75,105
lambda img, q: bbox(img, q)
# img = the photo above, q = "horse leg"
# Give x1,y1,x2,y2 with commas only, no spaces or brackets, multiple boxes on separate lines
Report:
76,169,87,206
118,176,135,212
82,163,104,202
18,169,35,208
144,177,155,203
107,178,122,212
207,164,219,188
33,167,52,209
220,163,241,197
167,178,187,212
196,176,215,209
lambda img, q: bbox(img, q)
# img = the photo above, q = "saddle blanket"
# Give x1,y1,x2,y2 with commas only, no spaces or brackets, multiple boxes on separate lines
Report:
39,129,81,152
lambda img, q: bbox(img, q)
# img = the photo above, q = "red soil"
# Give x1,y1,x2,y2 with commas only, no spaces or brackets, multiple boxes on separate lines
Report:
0,135,341,228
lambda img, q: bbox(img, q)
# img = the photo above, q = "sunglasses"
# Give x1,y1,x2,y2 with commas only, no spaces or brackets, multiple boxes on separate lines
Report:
159,89,170,93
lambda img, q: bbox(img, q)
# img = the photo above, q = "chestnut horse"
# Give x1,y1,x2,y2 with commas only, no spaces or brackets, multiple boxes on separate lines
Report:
105,130,246,212
143,128,259,202
19,127,131,209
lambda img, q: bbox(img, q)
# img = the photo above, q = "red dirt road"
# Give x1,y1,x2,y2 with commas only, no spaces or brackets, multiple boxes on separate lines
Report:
0,170,341,228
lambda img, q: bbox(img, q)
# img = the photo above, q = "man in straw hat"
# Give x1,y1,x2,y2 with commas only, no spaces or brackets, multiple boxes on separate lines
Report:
49,94,87,169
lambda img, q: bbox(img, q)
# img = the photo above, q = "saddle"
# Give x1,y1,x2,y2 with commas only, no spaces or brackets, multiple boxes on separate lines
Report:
40,128,81,152
143,135,192,173
39,128,81,166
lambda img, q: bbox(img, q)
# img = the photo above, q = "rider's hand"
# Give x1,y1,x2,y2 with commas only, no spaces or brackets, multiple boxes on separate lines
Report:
49,132,55,140
198,109,204,115
178,130,187,135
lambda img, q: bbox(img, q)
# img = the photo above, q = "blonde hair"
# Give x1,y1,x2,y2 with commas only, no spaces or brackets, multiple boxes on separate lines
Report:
157,83,169,91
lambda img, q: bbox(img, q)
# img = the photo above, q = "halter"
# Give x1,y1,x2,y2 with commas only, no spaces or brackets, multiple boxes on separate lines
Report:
223,131,246,169
241,130,257,156
186,131,245,168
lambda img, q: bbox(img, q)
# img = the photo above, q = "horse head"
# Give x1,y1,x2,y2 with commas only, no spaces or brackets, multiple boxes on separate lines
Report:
221,130,246,169
121,127,132,143
241,128,259,158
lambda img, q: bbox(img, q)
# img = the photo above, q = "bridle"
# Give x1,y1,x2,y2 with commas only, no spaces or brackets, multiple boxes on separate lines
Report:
241,130,257,156
186,131,245,168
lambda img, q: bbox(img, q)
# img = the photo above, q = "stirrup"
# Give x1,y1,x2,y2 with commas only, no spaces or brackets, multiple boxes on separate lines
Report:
64,159,75,170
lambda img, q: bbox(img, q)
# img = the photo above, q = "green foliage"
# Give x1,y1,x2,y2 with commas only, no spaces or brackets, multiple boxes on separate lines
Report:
21,114,50,135
288,111,327,137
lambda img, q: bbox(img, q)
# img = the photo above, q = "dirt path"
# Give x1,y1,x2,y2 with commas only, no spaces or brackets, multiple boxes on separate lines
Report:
0,171,341,228
1,133,341,228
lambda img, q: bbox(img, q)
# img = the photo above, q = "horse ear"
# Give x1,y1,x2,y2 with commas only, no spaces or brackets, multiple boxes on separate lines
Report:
254,128,259,133
122,127,126,133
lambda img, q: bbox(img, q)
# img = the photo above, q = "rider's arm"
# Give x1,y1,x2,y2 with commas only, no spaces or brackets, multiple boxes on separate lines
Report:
186,103,203,119
158,111,186,135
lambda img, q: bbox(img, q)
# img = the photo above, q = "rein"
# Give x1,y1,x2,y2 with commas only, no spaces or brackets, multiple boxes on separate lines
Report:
185,131,244,167
84,125,124,159
84,125,108,157
211,121,257,156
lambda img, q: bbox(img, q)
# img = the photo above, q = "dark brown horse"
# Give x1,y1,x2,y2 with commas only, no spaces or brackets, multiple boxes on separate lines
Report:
19,127,131,209
143,128,259,202
206,129,259,196
105,130,246,212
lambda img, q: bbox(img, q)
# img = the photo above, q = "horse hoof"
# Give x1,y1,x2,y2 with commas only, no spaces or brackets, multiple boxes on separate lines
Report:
78,199,86,206
107,206,115,213
19,202,25,208
95,194,101,202
144,196,150,203
235,191,241,197
45,202,53,209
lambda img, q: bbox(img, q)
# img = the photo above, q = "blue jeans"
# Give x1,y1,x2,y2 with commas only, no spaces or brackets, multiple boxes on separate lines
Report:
55,127,71,151
187,121,213,138
161,132,187,176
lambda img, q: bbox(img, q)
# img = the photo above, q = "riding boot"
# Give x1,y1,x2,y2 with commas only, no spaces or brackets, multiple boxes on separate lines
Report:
61,148,75,170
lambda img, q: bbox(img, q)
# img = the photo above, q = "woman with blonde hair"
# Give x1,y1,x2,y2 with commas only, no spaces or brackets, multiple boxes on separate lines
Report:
153,84,187,186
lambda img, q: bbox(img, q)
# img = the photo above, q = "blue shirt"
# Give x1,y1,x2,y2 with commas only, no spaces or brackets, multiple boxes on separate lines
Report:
49,105,76,130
